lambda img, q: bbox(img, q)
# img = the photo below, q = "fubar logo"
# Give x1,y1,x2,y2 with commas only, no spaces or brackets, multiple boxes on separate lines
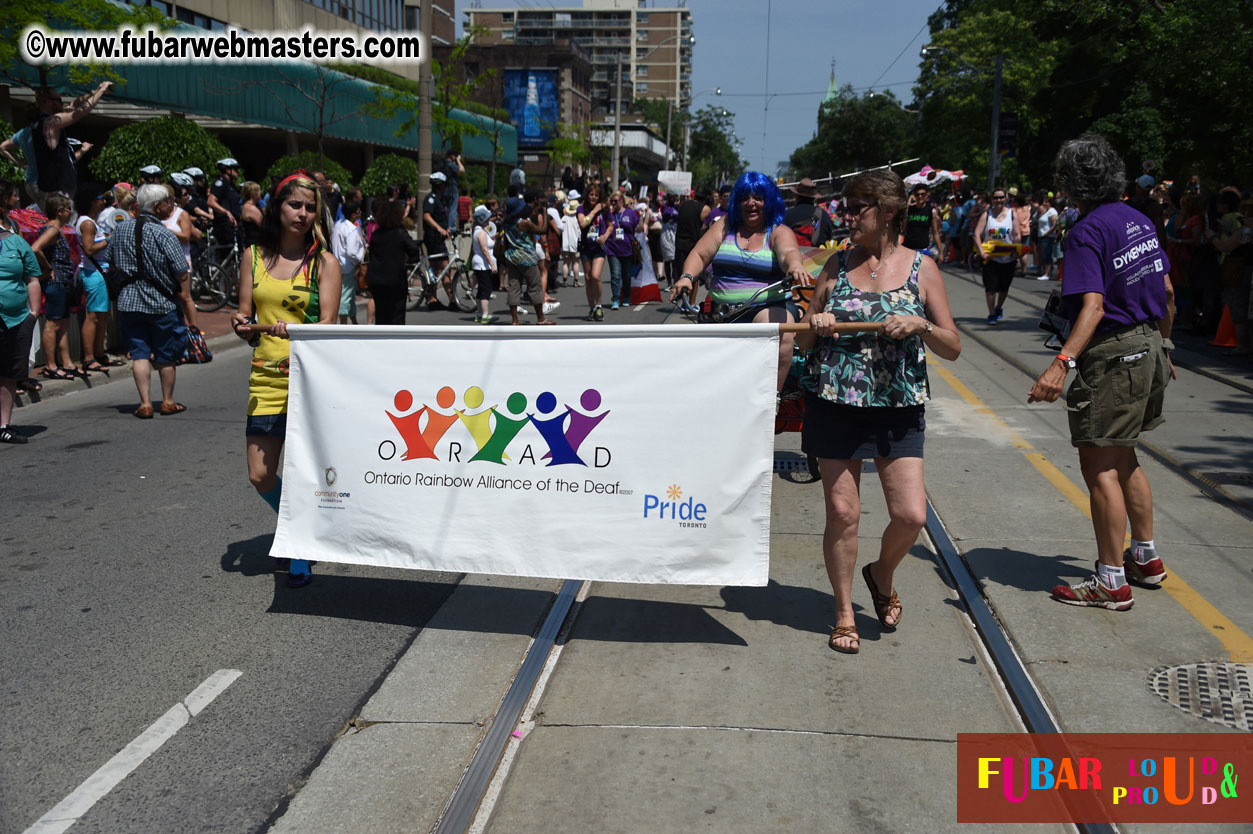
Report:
380,385,612,467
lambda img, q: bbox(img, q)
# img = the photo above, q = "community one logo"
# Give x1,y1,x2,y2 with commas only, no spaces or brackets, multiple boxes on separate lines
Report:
381,386,611,467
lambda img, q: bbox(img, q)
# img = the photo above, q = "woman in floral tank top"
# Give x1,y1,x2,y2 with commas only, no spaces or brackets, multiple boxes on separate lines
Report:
795,170,961,654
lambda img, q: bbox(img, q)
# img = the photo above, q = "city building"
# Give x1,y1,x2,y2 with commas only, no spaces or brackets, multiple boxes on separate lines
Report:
466,0,693,120
1,0,513,183
434,37,594,187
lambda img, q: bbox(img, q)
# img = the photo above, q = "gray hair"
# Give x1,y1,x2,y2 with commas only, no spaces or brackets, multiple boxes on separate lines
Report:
1054,135,1126,205
136,183,171,214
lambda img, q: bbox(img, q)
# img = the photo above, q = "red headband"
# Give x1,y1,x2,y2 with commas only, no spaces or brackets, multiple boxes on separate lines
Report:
275,169,314,194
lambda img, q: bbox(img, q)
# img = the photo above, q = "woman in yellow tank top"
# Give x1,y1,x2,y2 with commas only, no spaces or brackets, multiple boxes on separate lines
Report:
231,172,341,587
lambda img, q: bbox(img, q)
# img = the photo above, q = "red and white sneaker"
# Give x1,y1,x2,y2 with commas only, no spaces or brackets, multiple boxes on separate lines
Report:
1124,548,1167,586
1051,573,1134,611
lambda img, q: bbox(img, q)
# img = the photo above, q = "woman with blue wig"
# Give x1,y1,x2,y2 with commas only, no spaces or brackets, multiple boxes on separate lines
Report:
669,171,812,391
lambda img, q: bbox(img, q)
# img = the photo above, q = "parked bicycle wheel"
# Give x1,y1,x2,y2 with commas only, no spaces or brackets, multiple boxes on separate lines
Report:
452,268,477,313
405,261,427,311
192,261,228,312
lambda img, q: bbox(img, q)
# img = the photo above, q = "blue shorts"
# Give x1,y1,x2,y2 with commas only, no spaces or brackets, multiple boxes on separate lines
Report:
43,282,71,321
118,309,187,364
245,412,288,438
1037,237,1056,266
81,268,109,313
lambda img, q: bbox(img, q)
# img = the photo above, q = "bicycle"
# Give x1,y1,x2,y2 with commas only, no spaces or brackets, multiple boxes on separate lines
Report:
190,228,241,312
405,233,477,313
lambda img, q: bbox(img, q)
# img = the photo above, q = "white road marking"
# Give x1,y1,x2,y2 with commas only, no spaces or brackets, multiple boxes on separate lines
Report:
23,669,242,834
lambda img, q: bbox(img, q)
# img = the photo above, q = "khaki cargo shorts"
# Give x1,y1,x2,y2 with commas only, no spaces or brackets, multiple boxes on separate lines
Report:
1065,322,1169,448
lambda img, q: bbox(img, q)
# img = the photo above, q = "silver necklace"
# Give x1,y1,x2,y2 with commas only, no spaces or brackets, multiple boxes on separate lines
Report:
867,246,894,280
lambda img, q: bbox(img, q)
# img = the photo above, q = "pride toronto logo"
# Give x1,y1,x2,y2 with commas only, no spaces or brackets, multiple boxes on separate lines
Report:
380,385,611,467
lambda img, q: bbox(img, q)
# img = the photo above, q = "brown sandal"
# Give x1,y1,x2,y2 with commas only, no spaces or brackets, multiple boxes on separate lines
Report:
829,624,860,654
862,562,902,630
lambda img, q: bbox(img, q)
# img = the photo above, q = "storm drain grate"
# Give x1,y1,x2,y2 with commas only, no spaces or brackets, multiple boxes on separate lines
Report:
1147,662,1251,730
773,454,812,474
1203,472,1253,486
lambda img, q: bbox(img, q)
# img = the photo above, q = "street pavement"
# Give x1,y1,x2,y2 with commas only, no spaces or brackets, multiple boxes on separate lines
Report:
3,271,1251,833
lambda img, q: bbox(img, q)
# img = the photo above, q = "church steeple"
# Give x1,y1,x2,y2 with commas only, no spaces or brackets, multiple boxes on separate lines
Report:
819,58,838,125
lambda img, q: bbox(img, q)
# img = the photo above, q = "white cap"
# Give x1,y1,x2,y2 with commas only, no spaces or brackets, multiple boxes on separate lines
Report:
1136,174,1155,189
429,171,447,183
473,204,491,223
568,189,581,201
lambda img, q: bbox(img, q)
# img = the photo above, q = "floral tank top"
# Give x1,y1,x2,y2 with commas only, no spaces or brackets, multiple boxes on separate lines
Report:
803,250,930,407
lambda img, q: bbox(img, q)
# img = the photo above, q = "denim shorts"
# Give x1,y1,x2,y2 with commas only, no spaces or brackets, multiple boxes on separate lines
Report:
43,282,71,320
245,412,288,438
118,309,187,364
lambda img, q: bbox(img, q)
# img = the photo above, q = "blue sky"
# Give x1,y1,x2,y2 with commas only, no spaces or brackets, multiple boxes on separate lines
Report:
688,0,942,173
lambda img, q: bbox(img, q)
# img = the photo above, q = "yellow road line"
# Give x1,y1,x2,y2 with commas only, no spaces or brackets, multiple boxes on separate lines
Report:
929,360,1253,662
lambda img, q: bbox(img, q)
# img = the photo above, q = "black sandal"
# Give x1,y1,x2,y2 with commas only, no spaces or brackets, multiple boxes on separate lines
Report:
82,361,108,373
15,378,41,393
40,367,74,381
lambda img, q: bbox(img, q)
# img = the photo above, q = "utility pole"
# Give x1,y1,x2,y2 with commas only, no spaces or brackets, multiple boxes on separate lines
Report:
987,53,1003,192
664,99,673,170
419,0,433,193
611,53,623,191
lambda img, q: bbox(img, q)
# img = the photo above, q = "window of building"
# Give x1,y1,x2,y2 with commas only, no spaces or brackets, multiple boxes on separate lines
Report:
636,82,648,93
636,47,648,60
636,65,648,77
555,12,571,27
501,12,514,23
637,12,649,24
502,30,515,42
636,30,648,42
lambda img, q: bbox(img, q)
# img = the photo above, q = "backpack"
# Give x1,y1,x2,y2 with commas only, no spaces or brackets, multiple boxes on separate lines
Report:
790,204,826,247
546,214,562,260
106,217,179,304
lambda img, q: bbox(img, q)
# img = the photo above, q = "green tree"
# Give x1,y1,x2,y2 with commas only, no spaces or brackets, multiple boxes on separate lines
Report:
264,151,353,191
0,0,170,89
547,122,591,179
358,153,419,198
687,105,745,189
0,118,24,183
790,86,917,178
89,115,233,185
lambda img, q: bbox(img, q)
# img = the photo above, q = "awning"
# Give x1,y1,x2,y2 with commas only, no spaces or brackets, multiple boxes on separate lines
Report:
5,60,516,164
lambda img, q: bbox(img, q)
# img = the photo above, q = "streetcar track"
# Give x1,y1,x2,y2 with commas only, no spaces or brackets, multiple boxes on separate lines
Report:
941,266,1253,521
942,264,1253,397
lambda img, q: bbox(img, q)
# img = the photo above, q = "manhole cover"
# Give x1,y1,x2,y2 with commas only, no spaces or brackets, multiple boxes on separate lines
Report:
1147,662,1251,730
773,453,811,474
1204,472,1253,486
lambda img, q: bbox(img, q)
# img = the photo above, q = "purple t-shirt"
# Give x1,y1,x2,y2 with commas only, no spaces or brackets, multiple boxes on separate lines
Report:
602,208,638,258
1062,201,1170,334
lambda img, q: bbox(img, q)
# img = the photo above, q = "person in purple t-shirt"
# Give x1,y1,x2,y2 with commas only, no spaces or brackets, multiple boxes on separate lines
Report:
601,191,638,310
1028,135,1176,612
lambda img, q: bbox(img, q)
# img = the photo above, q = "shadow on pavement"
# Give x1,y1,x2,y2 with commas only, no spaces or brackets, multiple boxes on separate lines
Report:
962,545,1092,593
569,594,748,645
720,579,833,636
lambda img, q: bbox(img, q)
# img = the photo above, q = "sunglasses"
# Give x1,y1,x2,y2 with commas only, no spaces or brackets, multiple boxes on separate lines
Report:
841,203,874,216
991,194,1007,200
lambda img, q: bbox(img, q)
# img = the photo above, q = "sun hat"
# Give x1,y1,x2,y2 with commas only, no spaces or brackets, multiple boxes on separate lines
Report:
792,178,820,199
564,201,579,216
568,189,581,201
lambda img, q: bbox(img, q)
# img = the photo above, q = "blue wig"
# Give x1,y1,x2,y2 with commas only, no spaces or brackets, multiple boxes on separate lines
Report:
725,171,786,234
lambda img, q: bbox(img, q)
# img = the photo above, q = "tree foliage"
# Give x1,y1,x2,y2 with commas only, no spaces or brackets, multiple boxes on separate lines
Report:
89,115,234,185
687,105,745,189
908,0,1253,190
264,151,353,191
0,118,24,183
358,153,419,198
0,0,171,89
790,86,918,179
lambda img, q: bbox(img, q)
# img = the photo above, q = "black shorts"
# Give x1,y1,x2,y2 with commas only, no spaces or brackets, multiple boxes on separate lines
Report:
0,313,37,379
801,396,925,460
982,259,1016,293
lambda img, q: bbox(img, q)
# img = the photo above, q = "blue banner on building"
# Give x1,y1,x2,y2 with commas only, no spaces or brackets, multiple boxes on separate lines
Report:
503,70,558,147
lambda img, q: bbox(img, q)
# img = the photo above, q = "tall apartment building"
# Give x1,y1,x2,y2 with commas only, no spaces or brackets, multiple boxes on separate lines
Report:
466,0,693,119
127,0,455,77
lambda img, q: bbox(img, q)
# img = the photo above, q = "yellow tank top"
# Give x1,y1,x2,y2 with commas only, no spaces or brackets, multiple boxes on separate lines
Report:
247,246,317,416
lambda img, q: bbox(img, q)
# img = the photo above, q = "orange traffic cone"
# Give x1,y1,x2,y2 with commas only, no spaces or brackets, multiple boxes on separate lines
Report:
1210,305,1238,347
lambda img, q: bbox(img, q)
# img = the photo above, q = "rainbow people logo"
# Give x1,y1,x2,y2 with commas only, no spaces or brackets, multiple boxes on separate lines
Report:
382,385,611,467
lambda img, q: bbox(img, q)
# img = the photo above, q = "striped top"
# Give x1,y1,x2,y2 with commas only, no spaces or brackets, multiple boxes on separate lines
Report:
709,227,788,307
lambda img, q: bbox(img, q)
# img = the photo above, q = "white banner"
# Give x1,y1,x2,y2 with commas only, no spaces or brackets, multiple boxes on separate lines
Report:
658,170,692,197
272,325,778,585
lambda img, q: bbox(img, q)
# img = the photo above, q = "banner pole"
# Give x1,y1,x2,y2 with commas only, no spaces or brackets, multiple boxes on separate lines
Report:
778,322,881,334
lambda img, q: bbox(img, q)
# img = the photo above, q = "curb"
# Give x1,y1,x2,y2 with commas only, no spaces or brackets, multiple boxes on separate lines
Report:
14,332,248,409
